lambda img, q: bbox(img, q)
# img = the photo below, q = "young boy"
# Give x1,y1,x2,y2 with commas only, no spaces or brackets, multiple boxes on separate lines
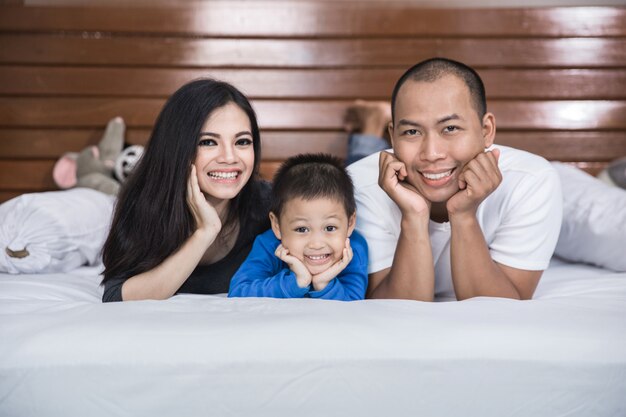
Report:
228,153,368,301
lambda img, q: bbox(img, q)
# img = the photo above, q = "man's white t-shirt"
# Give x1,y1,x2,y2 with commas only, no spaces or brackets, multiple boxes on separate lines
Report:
347,145,563,299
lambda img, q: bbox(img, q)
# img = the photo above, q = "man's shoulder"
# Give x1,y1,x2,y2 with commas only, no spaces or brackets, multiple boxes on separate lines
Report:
497,145,555,177
485,145,562,213
347,151,386,188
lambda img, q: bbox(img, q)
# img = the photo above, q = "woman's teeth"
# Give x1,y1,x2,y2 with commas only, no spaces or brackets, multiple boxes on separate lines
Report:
209,172,238,179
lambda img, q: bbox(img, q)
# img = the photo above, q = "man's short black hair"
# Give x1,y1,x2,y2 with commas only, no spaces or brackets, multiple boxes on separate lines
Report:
390,57,487,123
271,153,356,219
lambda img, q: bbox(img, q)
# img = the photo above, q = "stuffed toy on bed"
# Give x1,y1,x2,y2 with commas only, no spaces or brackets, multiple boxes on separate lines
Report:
52,117,144,196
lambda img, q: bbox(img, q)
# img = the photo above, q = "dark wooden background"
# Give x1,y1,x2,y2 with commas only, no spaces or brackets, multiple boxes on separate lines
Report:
0,2,625,202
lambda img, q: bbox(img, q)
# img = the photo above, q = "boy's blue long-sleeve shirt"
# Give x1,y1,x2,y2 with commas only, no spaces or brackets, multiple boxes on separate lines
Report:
228,229,368,301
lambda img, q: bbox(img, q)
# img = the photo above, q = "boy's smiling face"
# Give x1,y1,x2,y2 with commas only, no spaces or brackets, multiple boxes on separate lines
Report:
270,197,356,275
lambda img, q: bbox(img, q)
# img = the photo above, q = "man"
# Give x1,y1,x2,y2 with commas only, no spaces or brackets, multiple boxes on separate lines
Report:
347,57,562,301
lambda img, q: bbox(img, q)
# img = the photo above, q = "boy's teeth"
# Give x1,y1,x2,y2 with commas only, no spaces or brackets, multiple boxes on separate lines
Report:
209,172,238,179
422,170,452,180
308,254,328,260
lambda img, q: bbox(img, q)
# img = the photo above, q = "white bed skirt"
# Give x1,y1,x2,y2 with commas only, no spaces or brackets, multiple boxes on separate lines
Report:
1,259,625,417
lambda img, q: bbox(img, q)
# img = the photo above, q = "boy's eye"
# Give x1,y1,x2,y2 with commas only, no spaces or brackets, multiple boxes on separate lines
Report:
325,225,338,232
198,138,217,146
236,138,253,146
294,227,309,233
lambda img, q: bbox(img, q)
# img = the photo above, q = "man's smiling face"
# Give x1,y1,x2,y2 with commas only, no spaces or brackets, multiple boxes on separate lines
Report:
390,74,494,204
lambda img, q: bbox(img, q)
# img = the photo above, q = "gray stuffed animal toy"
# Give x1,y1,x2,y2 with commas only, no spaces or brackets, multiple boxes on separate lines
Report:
53,117,143,195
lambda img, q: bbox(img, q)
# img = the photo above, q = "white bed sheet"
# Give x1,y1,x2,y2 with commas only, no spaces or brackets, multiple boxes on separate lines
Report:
1,258,625,417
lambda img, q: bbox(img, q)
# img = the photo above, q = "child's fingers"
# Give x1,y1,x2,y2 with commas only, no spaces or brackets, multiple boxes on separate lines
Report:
274,244,287,259
343,246,353,265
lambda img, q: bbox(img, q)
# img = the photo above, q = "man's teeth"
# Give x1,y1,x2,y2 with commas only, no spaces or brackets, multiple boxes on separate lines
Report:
422,170,452,180
209,172,238,179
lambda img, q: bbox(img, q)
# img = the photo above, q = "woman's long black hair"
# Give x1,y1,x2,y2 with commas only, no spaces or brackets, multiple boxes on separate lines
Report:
101,79,264,284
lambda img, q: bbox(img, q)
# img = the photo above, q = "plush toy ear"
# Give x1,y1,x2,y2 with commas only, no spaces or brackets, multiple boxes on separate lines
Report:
98,117,125,165
52,153,79,189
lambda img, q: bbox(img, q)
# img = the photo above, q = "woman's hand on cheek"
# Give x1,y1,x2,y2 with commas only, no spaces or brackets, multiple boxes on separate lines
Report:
274,244,312,288
187,164,222,243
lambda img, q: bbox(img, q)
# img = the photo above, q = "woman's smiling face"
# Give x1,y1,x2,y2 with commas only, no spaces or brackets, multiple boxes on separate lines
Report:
194,102,255,206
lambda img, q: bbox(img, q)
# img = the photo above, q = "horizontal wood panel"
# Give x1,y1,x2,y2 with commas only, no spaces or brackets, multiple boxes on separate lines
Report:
2,129,624,162
0,159,306,190
494,132,626,161
2,98,625,130
0,159,613,203
2,36,625,68
0,129,350,159
2,67,626,100
0,190,22,203
1,6,624,37
0,160,56,189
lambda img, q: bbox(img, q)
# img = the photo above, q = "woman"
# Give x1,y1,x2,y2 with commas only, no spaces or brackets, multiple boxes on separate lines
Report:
101,79,271,302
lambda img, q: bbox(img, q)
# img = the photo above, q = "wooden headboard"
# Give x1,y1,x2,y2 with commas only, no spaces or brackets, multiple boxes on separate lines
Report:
1,3,625,203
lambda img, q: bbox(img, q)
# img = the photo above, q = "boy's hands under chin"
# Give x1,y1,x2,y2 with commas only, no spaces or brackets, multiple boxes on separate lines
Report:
446,148,502,219
378,151,430,218
275,244,312,288
311,238,354,291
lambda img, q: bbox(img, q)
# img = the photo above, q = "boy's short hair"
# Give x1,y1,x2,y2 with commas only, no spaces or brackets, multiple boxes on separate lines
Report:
271,153,356,218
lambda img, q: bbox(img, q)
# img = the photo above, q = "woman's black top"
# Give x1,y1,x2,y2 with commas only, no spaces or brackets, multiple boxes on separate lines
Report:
102,182,271,302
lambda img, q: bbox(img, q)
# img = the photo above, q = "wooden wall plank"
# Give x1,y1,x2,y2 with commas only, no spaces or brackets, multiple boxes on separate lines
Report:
2,98,625,130
0,159,302,192
0,4,624,204
2,36,626,68
1,5,624,37
0,159,612,200
494,132,626,161
0,160,56,189
0,191,22,202
3,129,624,161
2,67,626,100
0,129,349,159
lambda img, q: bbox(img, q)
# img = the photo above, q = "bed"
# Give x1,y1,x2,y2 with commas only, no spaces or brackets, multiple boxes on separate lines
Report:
1,3,625,415
1,255,625,417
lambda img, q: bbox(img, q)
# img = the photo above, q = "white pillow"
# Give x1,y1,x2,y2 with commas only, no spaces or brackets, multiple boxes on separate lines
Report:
552,162,626,272
0,188,115,274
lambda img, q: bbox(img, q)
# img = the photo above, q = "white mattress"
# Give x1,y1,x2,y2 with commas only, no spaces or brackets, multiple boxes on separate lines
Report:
1,258,625,417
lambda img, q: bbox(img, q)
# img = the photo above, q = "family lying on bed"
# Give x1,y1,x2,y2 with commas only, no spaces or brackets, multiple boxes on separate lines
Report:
97,56,573,303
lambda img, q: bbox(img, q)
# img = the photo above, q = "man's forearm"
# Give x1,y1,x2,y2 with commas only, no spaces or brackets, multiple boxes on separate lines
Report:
369,217,435,301
449,214,521,300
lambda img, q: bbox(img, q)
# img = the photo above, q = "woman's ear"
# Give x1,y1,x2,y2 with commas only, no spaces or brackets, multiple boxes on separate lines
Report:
347,211,357,237
269,212,282,240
